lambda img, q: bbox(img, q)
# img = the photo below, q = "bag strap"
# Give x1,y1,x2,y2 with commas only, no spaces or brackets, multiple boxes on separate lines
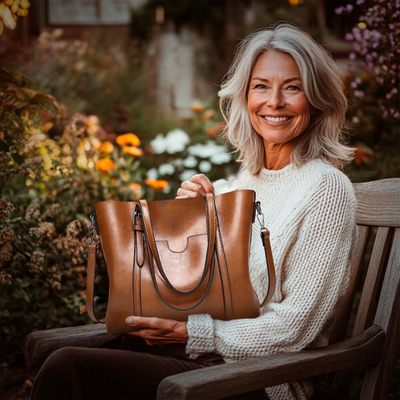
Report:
259,229,276,307
255,200,276,307
86,242,106,323
137,193,216,294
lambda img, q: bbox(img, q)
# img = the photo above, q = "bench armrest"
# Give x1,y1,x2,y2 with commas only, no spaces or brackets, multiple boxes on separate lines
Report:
23,323,118,374
157,325,385,400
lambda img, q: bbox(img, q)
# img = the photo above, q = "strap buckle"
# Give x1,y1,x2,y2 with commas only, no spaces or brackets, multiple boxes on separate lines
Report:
255,201,267,232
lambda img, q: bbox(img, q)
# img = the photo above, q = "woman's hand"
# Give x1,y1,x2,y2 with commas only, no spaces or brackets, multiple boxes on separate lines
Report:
176,174,214,199
125,316,188,346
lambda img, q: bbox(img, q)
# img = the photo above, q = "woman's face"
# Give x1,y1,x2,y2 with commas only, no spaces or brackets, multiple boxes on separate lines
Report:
247,51,315,146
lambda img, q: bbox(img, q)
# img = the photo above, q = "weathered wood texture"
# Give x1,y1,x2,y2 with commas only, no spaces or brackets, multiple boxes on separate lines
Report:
361,228,400,400
328,225,370,346
353,178,400,227
23,323,116,374
157,326,384,400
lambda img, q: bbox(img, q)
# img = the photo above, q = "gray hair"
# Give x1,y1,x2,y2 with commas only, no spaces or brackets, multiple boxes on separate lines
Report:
218,23,354,174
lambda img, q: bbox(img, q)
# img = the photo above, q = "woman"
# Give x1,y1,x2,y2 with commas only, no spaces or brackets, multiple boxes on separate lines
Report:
31,23,356,400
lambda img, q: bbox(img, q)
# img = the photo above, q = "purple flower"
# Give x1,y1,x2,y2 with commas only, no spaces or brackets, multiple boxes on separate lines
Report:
351,81,358,88
391,88,398,94
335,7,343,15
366,54,373,62
355,77,362,84
349,53,357,60
389,24,395,30
394,111,399,119
386,93,392,99
356,0,364,4
345,33,354,41
352,116,360,123
346,4,354,11
354,90,365,98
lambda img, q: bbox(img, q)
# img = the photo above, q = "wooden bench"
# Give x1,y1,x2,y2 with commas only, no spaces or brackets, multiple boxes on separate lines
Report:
24,178,400,399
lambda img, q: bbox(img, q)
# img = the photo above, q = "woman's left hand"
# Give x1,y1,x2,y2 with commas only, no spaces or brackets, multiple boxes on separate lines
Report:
125,316,188,346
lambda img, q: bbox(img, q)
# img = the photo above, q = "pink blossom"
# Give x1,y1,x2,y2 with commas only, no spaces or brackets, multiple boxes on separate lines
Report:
354,90,365,98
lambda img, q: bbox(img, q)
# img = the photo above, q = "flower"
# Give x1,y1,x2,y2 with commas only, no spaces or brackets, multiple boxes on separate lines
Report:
354,145,373,166
87,115,99,126
95,158,116,173
0,4,16,30
190,101,204,113
98,141,114,154
122,146,143,156
128,183,142,200
202,109,216,122
145,179,168,191
287,0,303,5
150,129,190,154
116,133,141,147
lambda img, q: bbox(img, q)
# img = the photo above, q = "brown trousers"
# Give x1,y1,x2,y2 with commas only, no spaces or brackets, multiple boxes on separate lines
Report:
30,334,269,400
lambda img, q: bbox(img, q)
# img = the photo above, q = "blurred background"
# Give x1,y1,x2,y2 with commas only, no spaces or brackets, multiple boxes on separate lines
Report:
0,0,399,398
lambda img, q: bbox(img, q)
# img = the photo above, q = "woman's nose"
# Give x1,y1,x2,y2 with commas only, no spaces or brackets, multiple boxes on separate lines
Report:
266,89,285,109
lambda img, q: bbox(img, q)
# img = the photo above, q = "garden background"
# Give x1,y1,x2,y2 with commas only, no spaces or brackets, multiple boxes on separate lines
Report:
0,0,399,399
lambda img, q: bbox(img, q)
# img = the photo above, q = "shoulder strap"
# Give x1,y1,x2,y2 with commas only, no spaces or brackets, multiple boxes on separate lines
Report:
86,242,106,323
259,229,276,307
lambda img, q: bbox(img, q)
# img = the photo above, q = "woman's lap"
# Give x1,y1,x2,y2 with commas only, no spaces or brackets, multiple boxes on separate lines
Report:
30,335,269,400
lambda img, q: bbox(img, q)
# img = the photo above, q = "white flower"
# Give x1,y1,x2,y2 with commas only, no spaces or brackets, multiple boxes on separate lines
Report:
150,129,190,154
183,156,197,168
199,161,212,173
180,169,197,181
0,4,16,30
188,141,232,164
210,152,231,165
158,163,175,175
147,168,158,179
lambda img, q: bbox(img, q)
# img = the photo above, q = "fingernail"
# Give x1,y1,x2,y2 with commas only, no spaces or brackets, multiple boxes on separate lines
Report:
126,317,134,325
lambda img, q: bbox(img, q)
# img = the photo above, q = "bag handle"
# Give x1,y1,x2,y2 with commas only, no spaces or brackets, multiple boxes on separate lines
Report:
137,193,216,294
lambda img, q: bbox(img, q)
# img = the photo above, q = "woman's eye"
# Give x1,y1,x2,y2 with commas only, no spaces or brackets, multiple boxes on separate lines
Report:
286,85,300,91
254,84,267,89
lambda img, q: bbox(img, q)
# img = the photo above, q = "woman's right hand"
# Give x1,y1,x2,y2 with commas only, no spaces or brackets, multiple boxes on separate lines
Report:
176,174,215,199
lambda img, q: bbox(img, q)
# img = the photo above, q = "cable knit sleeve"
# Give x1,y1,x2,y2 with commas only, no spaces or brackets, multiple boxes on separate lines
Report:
186,169,356,364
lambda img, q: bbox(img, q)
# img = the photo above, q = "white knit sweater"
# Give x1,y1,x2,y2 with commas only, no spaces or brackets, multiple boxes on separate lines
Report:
185,159,357,400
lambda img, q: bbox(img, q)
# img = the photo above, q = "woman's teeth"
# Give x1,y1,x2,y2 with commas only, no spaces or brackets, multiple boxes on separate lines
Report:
264,116,291,122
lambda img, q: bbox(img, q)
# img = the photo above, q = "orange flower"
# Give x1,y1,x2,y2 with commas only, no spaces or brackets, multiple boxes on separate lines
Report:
206,122,226,137
145,179,168,191
123,146,143,157
98,141,114,154
116,133,141,147
190,102,204,113
354,145,373,166
129,183,142,200
95,159,116,173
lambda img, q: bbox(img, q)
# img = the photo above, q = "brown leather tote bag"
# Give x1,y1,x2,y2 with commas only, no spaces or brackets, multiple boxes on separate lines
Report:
86,190,275,334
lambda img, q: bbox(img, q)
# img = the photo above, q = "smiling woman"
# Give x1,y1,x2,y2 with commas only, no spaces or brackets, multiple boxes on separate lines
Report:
30,23,357,400
247,51,316,170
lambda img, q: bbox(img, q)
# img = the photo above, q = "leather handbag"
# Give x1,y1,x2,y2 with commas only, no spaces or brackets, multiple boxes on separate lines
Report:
86,190,276,334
